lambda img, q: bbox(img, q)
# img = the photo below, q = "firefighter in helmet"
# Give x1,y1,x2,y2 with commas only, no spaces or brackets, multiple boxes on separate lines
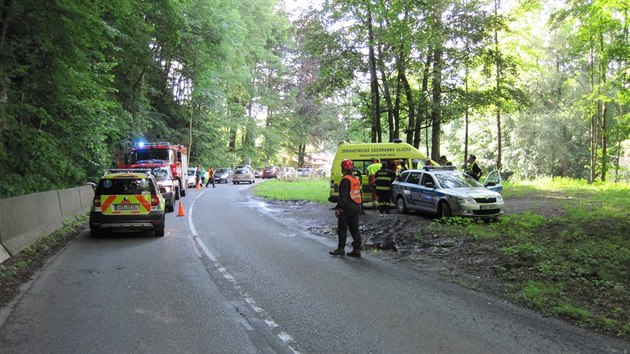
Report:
329,159,363,258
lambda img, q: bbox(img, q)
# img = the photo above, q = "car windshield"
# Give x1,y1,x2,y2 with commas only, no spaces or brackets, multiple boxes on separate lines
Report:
131,149,169,162
434,171,482,189
235,169,247,174
187,169,195,176
216,168,228,173
97,178,154,195
151,168,170,180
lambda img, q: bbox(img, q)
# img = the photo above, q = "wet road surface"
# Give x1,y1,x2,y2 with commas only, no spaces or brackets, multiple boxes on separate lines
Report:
1,181,628,353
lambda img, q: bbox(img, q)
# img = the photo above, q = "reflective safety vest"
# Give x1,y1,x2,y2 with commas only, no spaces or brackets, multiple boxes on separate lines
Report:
375,170,395,191
342,174,362,204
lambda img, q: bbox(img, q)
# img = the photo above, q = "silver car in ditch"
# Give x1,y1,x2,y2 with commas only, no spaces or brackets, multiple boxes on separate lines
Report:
391,166,504,221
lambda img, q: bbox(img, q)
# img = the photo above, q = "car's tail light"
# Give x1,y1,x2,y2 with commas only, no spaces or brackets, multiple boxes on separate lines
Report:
151,194,160,207
92,196,101,208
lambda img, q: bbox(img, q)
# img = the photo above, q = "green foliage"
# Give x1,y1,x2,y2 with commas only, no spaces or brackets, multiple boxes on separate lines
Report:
432,178,630,336
0,0,296,198
520,280,563,309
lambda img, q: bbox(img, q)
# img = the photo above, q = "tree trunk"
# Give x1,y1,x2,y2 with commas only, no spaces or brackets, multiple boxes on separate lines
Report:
599,34,607,182
377,44,395,142
464,70,470,168
589,45,597,183
414,51,432,149
400,71,414,145
430,46,443,161
494,0,503,171
367,5,381,143
298,144,305,167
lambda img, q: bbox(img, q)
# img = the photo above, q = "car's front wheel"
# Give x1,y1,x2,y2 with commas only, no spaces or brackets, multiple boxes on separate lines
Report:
396,196,408,214
438,201,452,218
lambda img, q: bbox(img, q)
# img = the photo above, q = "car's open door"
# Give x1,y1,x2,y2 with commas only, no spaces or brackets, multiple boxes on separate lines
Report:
483,170,503,193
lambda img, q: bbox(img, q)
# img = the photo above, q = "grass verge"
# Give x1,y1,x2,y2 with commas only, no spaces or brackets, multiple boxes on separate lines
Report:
255,177,630,337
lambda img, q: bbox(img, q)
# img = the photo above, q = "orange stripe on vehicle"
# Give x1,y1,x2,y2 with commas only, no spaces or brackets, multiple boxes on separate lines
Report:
101,195,117,211
137,195,151,212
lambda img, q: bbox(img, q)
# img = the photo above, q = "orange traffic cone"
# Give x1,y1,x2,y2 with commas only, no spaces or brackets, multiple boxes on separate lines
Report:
177,200,186,217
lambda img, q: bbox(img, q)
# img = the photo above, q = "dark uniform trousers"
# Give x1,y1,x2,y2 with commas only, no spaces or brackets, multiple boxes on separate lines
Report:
337,201,362,250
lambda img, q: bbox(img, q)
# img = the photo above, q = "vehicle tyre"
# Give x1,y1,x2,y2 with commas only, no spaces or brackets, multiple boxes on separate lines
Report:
175,185,181,200
233,181,237,185
166,201,175,213
438,201,452,218
396,196,408,214
180,181,187,197
155,216,165,237
90,228,102,238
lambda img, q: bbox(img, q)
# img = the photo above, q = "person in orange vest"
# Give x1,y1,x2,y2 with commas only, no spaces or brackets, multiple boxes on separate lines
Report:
329,159,363,258
205,166,215,188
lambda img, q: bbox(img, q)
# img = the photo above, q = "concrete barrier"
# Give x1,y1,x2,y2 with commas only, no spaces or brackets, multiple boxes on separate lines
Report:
0,185,94,263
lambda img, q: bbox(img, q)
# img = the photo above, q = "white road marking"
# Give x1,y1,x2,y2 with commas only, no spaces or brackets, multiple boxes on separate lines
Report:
186,191,299,353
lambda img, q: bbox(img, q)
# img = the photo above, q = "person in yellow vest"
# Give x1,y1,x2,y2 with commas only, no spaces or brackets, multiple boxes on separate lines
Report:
366,157,381,209
329,159,362,258
374,161,397,214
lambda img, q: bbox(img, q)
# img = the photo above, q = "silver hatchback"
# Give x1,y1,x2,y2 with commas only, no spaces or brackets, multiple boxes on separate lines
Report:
391,166,504,221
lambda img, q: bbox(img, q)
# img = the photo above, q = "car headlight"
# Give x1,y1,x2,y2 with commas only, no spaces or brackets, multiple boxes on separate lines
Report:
456,196,476,204
496,195,503,203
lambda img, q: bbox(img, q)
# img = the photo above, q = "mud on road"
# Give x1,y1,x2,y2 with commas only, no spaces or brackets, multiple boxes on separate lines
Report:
257,196,569,301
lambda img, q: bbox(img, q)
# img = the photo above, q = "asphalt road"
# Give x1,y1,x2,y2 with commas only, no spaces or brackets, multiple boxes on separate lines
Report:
0,181,628,353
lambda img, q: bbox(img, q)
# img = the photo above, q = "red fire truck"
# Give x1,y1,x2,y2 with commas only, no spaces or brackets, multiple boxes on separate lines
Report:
119,142,189,199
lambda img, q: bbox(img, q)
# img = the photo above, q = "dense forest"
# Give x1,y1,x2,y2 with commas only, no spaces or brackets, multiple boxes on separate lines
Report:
0,0,628,198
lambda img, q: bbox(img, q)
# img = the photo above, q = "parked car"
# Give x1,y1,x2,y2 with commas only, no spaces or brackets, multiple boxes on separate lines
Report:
89,170,166,237
187,167,198,187
255,168,262,178
278,167,297,182
391,166,504,221
213,168,233,184
262,166,279,179
152,167,176,212
232,167,255,184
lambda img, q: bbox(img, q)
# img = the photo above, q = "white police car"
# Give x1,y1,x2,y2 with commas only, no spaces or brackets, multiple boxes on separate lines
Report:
391,166,504,221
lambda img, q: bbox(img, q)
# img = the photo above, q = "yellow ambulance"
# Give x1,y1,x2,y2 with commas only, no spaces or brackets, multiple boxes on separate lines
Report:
328,141,428,203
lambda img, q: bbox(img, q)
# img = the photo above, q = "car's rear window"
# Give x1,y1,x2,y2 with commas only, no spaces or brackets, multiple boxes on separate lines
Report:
96,178,155,195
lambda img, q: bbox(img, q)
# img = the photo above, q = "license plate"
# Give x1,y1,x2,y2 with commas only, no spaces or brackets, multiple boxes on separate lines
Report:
480,205,494,210
115,204,139,211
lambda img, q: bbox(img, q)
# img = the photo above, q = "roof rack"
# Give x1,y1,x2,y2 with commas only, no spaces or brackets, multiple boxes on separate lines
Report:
423,165,457,171
105,168,153,176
